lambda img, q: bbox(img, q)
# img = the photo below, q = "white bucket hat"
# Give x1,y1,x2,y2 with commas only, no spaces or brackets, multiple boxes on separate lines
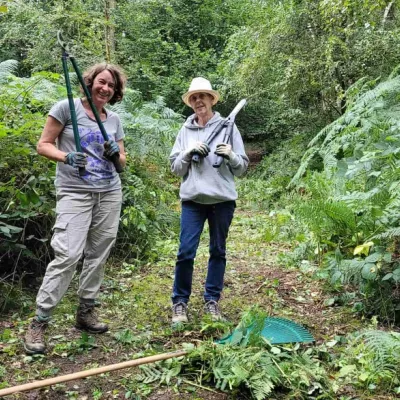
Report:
182,77,220,107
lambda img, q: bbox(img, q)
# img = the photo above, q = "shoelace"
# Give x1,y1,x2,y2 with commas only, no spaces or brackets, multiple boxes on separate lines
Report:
80,307,98,324
206,301,220,315
30,321,47,342
173,303,186,315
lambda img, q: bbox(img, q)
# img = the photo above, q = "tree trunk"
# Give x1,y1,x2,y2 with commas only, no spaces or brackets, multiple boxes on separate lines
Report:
105,0,116,62
382,1,394,29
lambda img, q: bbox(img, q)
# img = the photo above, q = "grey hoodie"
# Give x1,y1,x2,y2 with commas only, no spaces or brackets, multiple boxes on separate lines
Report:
170,112,249,204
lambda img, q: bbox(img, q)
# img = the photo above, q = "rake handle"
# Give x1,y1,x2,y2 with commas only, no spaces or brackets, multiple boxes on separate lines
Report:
0,350,187,397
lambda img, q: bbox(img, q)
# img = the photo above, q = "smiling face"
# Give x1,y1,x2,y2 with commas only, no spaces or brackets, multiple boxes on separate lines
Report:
91,70,116,108
189,92,214,120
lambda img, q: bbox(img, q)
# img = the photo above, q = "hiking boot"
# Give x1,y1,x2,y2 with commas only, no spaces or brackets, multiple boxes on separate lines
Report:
204,300,222,321
172,302,188,324
75,303,108,333
24,318,48,355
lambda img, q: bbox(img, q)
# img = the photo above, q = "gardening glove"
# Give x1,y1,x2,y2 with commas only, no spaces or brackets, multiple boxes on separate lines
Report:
64,152,87,168
104,140,120,160
183,141,210,162
215,143,237,162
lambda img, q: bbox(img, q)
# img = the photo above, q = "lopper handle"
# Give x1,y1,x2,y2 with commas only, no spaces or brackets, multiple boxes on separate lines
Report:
191,153,200,163
111,154,124,173
104,141,124,173
213,155,225,168
69,56,123,174
79,167,86,176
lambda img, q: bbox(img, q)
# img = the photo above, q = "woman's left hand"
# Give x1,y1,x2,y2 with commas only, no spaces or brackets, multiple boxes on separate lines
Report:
215,143,237,161
104,140,120,159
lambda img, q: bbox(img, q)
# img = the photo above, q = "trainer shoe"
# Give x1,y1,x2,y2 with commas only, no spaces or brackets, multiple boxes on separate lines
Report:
172,302,188,323
204,300,222,321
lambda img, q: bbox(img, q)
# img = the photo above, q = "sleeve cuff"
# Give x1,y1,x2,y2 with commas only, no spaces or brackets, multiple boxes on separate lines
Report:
229,153,241,168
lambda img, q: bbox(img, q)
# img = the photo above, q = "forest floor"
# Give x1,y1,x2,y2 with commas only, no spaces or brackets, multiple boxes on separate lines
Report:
0,202,398,399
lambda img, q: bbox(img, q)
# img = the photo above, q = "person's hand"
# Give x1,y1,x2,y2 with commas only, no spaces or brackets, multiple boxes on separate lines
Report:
215,143,236,161
183,142,210,161
104,140,120,160
64,152,87,168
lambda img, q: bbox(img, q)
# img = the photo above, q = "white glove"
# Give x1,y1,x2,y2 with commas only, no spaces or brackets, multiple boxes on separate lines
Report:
215,143,237,161
183,142,210,161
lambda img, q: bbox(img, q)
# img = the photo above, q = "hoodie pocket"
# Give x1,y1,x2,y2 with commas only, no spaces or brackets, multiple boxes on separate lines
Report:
217,163,234,183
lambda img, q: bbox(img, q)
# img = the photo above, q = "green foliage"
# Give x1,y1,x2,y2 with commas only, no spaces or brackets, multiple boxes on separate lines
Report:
113,328,136,345
2,0,400,143
220,0,400,141
136,358,182,386
0,281,33,313
114,0,252,110
289,70,400,321
0,0,106,74
144,308,330,399
0,62,62,276
334,329,400,394
239,134,312,210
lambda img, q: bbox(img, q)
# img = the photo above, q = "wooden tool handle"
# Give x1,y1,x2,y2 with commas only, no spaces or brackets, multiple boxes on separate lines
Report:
0,350,187,397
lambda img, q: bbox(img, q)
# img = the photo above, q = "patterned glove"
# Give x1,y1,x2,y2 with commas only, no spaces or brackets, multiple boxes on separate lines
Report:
183,142,210,161
64,152,87,168
215,143,237,161
104,140,120,160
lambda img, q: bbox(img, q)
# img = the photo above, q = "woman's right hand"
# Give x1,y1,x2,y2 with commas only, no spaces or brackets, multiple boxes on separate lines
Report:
183,142,210,161
64,152,88,168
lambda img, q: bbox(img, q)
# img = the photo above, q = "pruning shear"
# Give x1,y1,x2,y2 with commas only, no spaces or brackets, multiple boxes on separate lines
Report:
57,31,123,175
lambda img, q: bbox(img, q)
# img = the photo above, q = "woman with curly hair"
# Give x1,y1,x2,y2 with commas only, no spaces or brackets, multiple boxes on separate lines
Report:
24,63,127,354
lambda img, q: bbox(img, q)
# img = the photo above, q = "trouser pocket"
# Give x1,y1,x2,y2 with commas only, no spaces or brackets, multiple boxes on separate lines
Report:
51,221,69,256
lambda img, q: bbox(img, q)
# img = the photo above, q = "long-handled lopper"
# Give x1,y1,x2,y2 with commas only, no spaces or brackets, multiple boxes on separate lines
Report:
192,98,247,168
57,31,123,175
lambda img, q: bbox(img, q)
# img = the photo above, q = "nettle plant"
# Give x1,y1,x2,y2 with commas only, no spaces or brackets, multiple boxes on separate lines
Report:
289,69,400,321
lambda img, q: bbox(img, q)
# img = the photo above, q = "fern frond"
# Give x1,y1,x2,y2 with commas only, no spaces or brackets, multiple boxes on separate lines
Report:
356,330,400,371
372,227,400,240
0,60,18,83
288,147,319,187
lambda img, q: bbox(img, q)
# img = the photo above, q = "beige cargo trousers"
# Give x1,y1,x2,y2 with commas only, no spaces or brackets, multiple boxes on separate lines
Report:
36,188,122,318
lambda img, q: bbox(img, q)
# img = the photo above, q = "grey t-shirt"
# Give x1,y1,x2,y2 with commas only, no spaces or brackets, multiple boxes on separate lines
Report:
49,99,124,192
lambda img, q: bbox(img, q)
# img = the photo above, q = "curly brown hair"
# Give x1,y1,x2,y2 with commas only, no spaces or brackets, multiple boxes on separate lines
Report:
82,63,127,105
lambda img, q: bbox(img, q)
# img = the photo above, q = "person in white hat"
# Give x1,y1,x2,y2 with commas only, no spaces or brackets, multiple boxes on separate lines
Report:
169,77,249,323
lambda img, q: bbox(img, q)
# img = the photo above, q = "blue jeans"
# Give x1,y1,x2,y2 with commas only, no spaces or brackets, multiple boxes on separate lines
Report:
172,200,235,304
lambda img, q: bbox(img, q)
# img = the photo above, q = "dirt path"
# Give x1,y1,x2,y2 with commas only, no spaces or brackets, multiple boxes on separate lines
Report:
0,206,381,399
